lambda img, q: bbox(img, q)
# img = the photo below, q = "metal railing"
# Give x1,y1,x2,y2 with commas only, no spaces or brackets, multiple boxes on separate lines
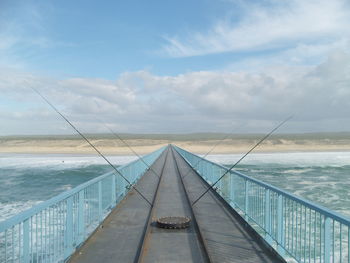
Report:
0,146,165,263
174,145,350,263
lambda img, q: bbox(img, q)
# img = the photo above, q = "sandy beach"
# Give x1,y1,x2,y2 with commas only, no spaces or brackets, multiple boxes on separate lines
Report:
1,134,350,155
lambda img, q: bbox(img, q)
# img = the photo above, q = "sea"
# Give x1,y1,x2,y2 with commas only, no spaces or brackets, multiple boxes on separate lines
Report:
0,154,137,222
0,151,349,223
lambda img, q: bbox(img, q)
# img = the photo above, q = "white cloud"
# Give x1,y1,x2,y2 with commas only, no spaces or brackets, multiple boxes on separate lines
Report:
225,39,350,73
0,2,74,69
1,50,350,135
162,0,350,58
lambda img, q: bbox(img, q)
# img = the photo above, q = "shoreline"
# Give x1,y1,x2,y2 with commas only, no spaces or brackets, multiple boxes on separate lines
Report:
1,139,350,155
1,149,350,158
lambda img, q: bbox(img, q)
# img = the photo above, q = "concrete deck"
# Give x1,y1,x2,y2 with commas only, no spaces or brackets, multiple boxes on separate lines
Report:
139,147,208,263
69,146,285,263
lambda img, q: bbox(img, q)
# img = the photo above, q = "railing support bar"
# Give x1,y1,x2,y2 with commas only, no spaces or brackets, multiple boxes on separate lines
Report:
324,216,331,263
230,173,235,208
112,174,116,207
265,189,272,244
65,196,73,259
23,219,30,263
245,180,249,221
98,181,102,222
78,191,85,245
348,227,350,263
277,194,284,254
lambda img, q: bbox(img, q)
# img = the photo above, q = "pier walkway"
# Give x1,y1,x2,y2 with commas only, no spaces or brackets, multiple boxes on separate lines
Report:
69,146,283,263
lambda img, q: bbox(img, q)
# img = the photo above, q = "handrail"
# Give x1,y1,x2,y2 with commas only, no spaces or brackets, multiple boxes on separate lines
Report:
0,146,166,262
0,170,113,232
176,146,350,226
174,145,350,263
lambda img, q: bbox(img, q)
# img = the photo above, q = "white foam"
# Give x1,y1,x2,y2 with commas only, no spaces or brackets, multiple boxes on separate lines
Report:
56,184,73,191
0,154,138,169
206,151,350,167
281,168,313,174
0,200,42,222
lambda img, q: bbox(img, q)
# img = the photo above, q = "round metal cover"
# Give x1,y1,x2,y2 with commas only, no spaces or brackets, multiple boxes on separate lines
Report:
156,216,191,229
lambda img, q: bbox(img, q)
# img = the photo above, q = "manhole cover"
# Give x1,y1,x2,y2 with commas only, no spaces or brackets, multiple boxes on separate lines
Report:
156,216,191,229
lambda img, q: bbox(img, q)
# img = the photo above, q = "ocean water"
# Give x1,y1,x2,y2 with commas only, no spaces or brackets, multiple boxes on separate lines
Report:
0,154,137,222
0,151,349,224
207,151,350,218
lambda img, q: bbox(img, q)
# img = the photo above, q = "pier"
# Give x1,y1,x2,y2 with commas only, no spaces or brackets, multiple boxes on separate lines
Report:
1,145,350,262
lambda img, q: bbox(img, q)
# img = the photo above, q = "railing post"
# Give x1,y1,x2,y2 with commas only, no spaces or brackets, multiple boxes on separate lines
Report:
202,162,206,180
98,181,102,222
211,165,215,183
115,173,119,199
131,165,135,182
265,189,272,244
218,168,223,194
65,196,73,258
324,217,331,263
348,227,350,263
229,173,235,208
111,174,116,207
137,162,140,177
134,163,138,179
23,219,30,263
245,180,249,221
123,169,127,195
78,191,85,245
277,194,284,253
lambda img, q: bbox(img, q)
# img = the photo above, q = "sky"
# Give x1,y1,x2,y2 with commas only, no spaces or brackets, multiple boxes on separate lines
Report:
0,0,350,135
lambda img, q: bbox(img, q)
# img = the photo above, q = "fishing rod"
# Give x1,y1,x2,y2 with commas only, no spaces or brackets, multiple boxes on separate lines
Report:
182,122,239,179
31,87,153,207
191,116,293,206
92,100,161,180
97,120,160,179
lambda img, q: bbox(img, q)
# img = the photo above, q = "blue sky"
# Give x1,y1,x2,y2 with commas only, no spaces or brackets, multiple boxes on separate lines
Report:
1,0,239,78
1,0,350,134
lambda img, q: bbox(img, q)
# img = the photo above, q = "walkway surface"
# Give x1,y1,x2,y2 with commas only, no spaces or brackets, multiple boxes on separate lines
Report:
69,146,285,263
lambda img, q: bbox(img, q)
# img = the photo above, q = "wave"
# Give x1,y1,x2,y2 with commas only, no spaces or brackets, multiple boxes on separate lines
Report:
0,154,138,170
0,200,42,222
206,151,350,167
280,168,314,174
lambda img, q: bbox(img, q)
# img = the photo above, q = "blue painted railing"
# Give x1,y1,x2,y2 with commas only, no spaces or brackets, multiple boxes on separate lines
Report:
0,146,165,263
175,145,350,263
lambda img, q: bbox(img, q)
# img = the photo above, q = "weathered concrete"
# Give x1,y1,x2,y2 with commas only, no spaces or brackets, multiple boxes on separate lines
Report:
139,147,208,263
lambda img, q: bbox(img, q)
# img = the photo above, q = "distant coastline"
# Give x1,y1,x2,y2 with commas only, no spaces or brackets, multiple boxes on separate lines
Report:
1,132,350,155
